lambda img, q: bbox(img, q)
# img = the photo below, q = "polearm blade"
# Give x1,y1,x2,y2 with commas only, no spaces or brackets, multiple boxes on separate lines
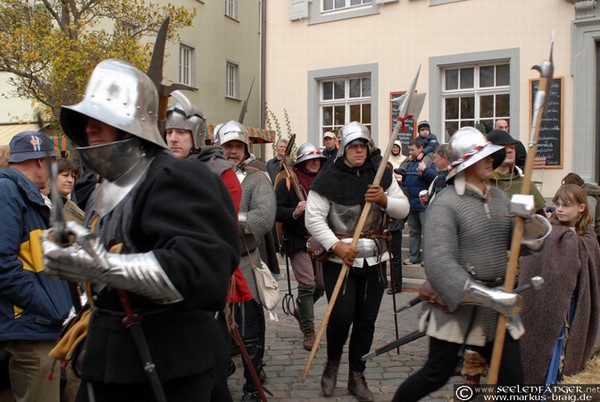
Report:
301,65,422,382
146,16,170,91
238,77,256,124
487,36,554,385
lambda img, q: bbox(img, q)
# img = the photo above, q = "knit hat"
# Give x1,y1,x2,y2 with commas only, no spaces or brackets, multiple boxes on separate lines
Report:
486,129,517,146
417,120,430,132
9,131,56,163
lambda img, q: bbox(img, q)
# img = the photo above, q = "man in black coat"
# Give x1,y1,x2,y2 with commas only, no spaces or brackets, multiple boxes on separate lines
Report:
43,59,239,402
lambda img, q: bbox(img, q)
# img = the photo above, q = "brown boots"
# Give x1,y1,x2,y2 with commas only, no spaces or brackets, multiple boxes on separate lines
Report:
348,370,374,402
321,364,374,401
303,329,315,351
320,359,340,396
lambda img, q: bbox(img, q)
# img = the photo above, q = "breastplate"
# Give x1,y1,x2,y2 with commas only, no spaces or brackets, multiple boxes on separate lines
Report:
327,202,385,236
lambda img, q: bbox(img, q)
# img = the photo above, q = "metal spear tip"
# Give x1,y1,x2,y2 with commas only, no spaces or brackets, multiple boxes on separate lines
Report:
531,35,554,79
361,351,376,361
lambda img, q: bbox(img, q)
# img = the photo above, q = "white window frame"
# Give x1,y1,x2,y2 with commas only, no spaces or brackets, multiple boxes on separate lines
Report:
441,62,510,137
322,0,373,13
225,0,238,20
428,49,520,143
304,0,380,24
179,44,195,86
226,61,239,99
307,63,378,148
319,76,372,136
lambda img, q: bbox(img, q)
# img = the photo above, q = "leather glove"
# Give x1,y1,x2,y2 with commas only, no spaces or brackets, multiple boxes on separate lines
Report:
365,184,387,208
332,241,358,266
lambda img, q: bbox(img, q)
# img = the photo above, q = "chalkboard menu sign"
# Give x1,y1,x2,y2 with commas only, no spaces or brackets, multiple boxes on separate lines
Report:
390,91,415,157
529,77,563,168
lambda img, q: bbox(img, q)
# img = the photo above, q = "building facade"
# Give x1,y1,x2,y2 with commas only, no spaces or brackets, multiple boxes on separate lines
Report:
266,0,597,197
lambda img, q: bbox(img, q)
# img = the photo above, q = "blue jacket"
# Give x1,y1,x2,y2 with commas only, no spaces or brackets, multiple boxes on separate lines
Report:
401,157,436,212
0,168,72,341
421,132,439,156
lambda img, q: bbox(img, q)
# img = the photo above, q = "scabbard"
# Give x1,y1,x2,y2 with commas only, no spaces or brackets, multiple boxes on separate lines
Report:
118,289,167,402
124,320,167,402
361,330,425,361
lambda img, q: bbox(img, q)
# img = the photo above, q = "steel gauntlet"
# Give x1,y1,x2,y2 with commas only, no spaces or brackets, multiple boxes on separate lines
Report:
42,222,183,304
461,279,522,316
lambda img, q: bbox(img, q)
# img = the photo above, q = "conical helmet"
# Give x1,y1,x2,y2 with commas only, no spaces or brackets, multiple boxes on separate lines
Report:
60,59,166,149
446,127,503,180
294,142,326,166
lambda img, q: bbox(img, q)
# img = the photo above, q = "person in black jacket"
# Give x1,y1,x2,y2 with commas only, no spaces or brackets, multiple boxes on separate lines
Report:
42,59,239,402
275,142,326,351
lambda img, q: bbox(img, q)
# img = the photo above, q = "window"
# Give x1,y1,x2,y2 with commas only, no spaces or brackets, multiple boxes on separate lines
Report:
179,44,194,86
442,63,510,137
320,76,372,134
226,62,239,99
322,0,373,12
225,0,238,20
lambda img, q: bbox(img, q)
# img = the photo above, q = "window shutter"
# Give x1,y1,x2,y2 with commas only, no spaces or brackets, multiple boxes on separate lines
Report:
289,0,309,21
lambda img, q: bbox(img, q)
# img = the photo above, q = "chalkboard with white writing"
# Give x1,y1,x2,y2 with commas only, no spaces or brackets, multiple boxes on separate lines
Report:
529,77,563,168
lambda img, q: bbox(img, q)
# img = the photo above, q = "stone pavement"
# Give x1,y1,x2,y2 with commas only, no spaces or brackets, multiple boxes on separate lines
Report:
228,267,461,402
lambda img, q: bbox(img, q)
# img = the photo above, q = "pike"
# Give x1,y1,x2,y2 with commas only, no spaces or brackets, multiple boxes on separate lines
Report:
238,77,256,124
488,37,554,385
300,65,422,382
147,16,197,134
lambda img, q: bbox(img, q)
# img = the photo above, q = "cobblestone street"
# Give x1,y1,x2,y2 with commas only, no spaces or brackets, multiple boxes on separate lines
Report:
228,270,460,402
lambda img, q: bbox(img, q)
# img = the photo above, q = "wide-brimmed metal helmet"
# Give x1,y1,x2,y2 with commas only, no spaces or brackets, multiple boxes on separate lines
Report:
446,127,503,180
165,91,206,148
60,59,166,149
214,120,249,148
336,121,371,160
294,142,326,166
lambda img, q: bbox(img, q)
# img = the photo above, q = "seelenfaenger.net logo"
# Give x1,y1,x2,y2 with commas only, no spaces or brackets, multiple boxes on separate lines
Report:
453,384,600,401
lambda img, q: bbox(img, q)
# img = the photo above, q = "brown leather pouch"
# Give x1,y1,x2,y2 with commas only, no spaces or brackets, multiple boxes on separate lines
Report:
306,236,328,262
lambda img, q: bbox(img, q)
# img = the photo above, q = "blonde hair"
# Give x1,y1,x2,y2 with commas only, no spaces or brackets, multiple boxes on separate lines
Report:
553,184,592,236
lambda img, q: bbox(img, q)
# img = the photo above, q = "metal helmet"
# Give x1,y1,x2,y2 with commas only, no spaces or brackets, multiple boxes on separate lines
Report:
446,127,503,180
294,142,326,166
165,91,206,148
60,59,166,149
214,120,249,148
336,121,371,160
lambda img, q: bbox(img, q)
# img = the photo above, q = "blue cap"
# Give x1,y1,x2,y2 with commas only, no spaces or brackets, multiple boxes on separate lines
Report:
8,131,57,163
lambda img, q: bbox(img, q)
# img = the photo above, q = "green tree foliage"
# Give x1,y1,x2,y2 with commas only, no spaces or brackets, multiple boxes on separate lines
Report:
0,0,196,124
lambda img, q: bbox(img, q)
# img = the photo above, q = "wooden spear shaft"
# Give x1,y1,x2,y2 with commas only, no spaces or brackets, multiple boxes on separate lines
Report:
487,41,554,384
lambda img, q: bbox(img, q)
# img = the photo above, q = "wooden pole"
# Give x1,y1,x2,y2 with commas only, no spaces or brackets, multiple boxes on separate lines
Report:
487,39,554,384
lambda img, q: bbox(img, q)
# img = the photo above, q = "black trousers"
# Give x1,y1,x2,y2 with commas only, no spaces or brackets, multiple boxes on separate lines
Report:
322,260,386,373
393,335,524,402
